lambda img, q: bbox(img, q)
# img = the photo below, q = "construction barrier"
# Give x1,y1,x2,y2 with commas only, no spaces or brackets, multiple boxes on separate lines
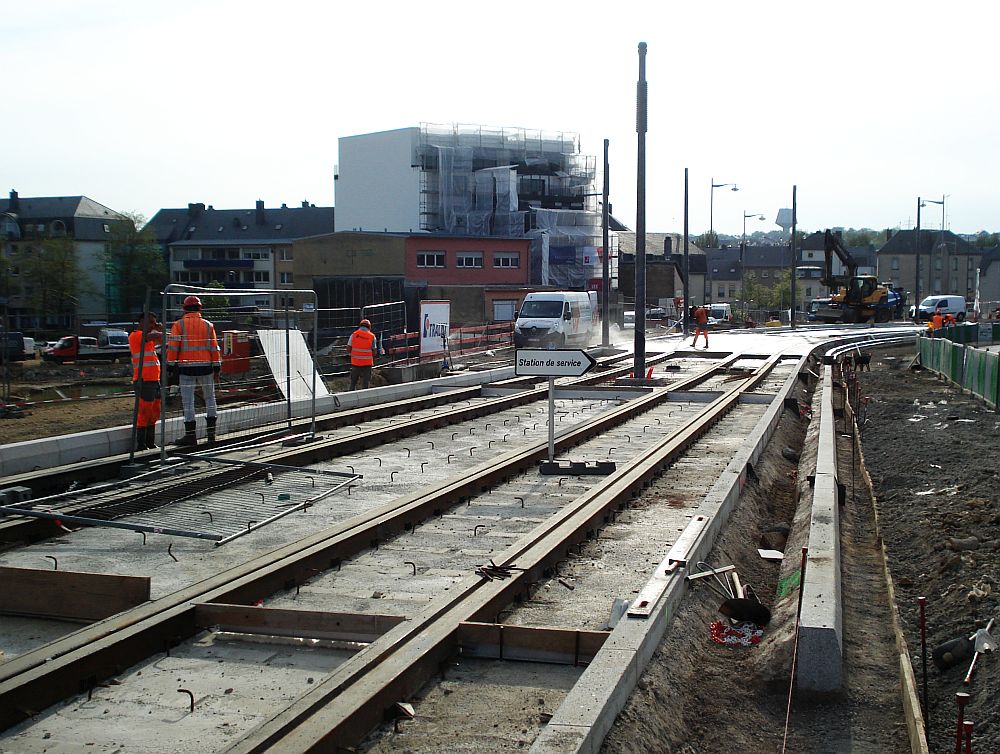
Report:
918,335,1000,409
382,323,514,365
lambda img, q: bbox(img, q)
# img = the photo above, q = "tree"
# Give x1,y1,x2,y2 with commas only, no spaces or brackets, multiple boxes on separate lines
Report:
974,231,999,249
200,279,230,316
695,230,719,248
104,212,167,317
16,237,82,324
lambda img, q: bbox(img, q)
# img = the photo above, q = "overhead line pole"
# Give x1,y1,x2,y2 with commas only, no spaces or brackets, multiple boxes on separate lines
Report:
634,42,648,380
790,186,797,329
602,139,610,347
683,168,690,337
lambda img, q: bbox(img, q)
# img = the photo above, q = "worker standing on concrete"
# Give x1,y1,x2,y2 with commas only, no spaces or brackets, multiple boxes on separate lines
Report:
690,305,710,349
930,309,945,332
348,318,377,390
167,295,221,447
129,312,162,450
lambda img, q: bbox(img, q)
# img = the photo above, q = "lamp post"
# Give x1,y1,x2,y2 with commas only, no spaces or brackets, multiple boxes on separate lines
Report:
914,198,924,322
710,179,738,241
923,195,945,292
741,212,765,319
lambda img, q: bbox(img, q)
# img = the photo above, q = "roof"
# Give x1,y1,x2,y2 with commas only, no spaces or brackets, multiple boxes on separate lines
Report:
617,232,703,257
877,228,977,256
704,248,742,281
667,253,707,275
147,203,335,246
742,245,792,268
980,247,1000,275
0,195,121,220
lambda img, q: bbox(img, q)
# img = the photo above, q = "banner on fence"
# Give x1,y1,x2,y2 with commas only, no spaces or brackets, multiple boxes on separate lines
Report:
420,301,450,357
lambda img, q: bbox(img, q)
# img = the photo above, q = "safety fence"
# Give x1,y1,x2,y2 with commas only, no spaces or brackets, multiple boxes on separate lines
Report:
926,321,1000,344
918,334,1000,409
382,323,513,365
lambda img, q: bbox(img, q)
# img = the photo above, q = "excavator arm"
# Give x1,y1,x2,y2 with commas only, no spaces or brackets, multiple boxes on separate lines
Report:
821,230,859,290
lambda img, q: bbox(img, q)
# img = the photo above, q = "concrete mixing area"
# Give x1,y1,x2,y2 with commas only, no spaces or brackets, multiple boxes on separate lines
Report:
5,323,995,754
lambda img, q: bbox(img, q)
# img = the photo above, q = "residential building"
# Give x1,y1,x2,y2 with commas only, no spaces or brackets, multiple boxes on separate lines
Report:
334,124,611,290
616,233,694,309
875,229,979,303
704,248,742,304
146,200,334,318
0,190,125,330
977,247,1000,313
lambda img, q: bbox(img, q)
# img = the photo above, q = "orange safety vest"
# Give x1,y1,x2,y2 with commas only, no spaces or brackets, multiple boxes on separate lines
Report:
931,313,944,330
129,329,161,382
349,328,376,366
694,307,708,326
167,312,221,367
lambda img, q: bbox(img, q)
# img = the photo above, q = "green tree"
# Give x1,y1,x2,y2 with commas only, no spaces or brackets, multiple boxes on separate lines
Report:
16,237,81,323
200,279,230,316
974,231,999,249
695,230,719,248
104,212,167,316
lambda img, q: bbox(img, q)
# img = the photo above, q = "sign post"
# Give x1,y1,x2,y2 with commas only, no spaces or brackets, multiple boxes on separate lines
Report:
515,348,598,466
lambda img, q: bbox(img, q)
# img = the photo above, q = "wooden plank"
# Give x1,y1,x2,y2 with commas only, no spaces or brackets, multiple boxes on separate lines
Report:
194,603,406,644
457,622,609,665
0,566,150,622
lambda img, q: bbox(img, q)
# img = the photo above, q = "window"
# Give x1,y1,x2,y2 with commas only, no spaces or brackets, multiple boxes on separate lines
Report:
417,251,446,268
728,286,736,297
934,257,942,271
241,247,270,260
173,271,201,283
891,257,899,270
805,287,813,297
103,224,110,233
242,270,270,283
279,248,293,261
279,296,295,307
951,257,958,271
493,251,520,268
279,272,293,284
718,286,725,297
456,251,484,268
806,251,814,259
172,248,200,261
933,278,942,293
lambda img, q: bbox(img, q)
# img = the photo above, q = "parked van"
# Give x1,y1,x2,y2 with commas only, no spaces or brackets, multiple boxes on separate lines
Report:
22,337,36,359
1,330,26,362
514,291,598,348
707,303,732,324
911,295,966,322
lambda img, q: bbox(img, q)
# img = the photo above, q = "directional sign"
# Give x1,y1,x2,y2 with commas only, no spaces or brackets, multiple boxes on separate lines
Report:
515,349,596,377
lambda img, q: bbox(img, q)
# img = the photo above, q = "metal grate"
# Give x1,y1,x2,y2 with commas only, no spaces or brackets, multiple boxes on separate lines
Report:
0,458,361,545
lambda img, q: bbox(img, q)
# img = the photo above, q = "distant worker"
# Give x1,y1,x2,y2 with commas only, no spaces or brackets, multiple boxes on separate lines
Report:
930,309,945,332
943,312,957,327
348,318,377,390
690,305,709,349
167,295,221,447
129,312,162,450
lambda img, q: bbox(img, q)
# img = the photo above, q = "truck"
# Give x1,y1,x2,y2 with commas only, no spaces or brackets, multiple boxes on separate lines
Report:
0,330,26,363
42,328,131,364
813,230,907,324
513,291,598,348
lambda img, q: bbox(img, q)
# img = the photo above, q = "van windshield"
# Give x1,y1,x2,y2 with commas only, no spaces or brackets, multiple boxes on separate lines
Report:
920,297,945,308
709,306,728,319
519,301,563,318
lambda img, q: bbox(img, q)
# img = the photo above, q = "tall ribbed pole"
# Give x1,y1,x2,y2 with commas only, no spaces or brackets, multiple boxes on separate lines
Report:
683,168,690,337
633,42,647,380
790,185,797,328
602,138,610,347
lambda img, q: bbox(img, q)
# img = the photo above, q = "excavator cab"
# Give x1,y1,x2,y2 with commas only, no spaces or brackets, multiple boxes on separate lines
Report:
844,276,877,305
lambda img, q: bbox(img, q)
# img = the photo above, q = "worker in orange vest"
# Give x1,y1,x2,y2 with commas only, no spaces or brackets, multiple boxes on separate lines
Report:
129,311,162,450
930,309,945,332
690,305,710,349
167,295,221,446
348,318,377,390
943,312,957,327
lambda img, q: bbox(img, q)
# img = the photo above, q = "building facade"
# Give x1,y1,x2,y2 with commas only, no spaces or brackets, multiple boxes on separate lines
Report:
875,229,979,304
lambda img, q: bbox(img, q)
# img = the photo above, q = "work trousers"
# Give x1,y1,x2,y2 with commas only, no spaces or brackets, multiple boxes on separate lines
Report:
349,364,372,391
179,373,218,422
133,380,161,428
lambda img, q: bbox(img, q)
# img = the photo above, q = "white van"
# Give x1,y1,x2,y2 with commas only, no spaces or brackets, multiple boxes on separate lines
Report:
514,291,597,348
912,295,966,322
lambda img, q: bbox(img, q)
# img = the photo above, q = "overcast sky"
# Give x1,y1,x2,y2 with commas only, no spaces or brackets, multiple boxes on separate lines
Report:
3,0,997,236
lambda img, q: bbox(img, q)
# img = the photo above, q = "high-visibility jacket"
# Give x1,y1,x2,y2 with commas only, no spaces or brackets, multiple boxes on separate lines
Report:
694,307,709,326
930,313,944,330
167,312,221,373
349,327,376,367
129,329,161,382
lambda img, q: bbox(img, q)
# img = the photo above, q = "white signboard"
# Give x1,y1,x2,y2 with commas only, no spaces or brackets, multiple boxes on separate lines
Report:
257,329,330,401
515,349,596,377
420,301,450,356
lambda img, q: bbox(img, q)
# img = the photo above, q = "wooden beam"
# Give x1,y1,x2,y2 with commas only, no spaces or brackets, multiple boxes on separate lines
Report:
457,621,609,665
0,566,150,623
194,603,406,644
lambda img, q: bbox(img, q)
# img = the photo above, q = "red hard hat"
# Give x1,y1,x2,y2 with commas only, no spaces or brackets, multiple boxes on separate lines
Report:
183,295,202,309
359,319,372,328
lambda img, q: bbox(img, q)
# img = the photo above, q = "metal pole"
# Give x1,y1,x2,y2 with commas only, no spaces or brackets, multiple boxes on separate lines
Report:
915,198,922,322
284,299,292,429
634,41,647,380
709,178,715,239
310,296,318,440
790,186,797,329
602,138,610,347
547,376,555,462
741,214,747,320
683,168,690,337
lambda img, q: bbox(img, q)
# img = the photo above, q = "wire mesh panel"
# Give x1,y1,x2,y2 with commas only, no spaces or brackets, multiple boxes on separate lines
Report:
0,458,360,545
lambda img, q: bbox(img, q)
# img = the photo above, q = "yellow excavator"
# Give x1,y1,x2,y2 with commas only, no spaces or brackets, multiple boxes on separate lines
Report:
813,230,906,324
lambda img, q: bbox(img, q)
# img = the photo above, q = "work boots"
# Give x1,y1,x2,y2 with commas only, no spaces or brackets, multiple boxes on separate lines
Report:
175,421,198,447
145,426,157,450
134,430,148,452
205,416,217,446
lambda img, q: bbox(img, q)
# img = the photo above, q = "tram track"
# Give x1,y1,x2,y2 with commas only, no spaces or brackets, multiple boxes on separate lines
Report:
0,352,754,734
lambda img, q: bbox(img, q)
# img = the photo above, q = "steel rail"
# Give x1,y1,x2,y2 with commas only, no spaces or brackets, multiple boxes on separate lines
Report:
224,353,784,752
0,355,740,730
0,349,717,546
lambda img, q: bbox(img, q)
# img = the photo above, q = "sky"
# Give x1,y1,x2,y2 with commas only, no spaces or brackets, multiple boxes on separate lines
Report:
3,0,998,237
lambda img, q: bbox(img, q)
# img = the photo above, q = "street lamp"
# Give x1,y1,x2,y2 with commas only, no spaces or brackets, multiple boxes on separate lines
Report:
923,195,946,293
741,212,765,319
709,179,738,241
